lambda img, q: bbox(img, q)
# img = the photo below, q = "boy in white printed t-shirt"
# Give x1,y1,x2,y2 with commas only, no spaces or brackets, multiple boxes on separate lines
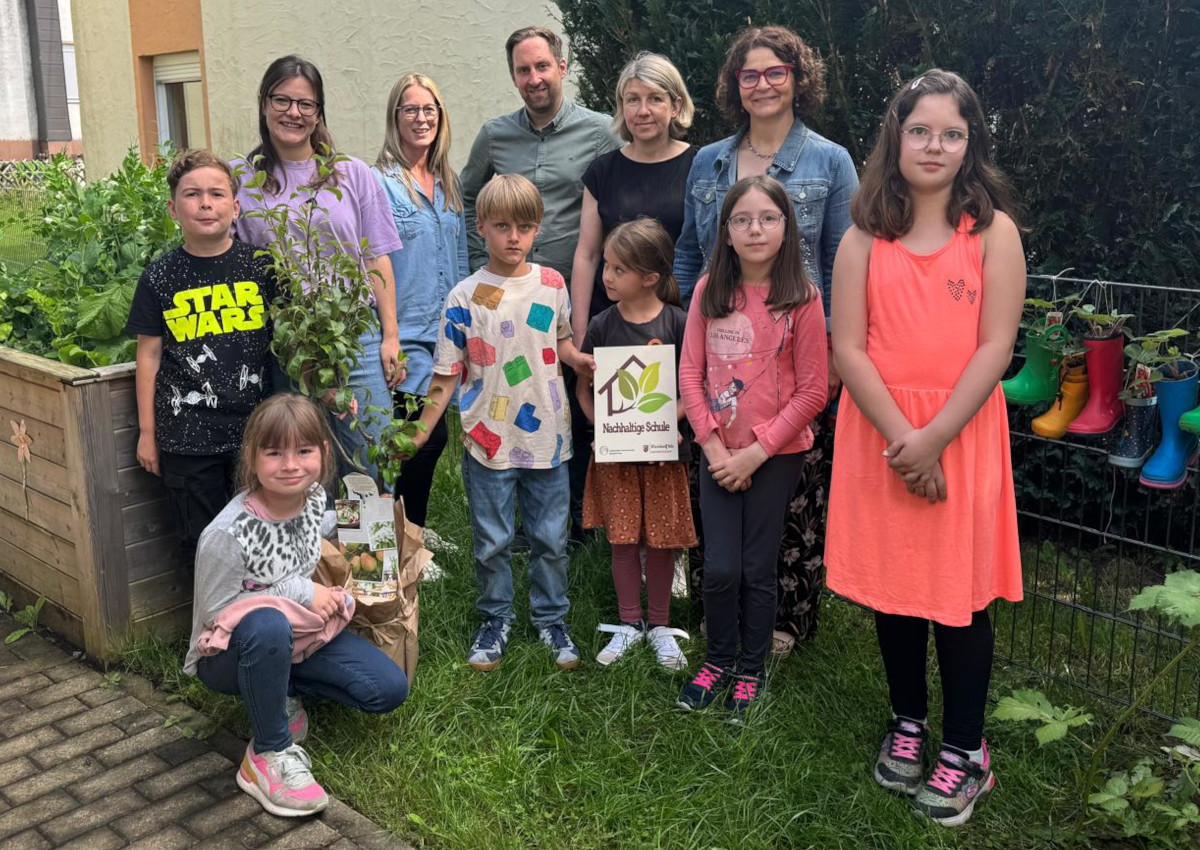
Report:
412,174,595,671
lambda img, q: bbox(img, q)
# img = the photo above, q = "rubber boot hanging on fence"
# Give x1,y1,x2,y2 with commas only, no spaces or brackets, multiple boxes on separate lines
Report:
1176,398,1200,437
1032,365,1088,439
1003,326,1066,406
1140,366,1198,489
1108,396,1158,469
1067,334,1124,435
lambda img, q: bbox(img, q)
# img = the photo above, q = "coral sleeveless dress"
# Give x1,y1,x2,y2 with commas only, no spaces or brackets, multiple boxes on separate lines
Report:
825,217,1022,626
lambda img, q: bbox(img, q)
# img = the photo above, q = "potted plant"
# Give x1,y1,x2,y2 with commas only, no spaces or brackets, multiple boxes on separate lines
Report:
1065,303,1134,435
1003,295,1080,406
1118,329,1197,487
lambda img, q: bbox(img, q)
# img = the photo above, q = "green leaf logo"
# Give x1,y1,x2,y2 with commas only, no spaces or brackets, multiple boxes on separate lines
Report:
616,369,638,401
638,361,661,394
637,393,672,413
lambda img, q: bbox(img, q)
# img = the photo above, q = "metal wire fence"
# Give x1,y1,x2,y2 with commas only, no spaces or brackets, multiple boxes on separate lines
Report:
995,274,1200,721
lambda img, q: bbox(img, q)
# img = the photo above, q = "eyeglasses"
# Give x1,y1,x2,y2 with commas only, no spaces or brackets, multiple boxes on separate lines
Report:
902,126,969,153
735,65,794,90
397,105,440,121
727,212,785,232
267,95,321,117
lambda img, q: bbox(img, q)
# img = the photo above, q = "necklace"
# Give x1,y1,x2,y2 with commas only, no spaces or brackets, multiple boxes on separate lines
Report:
744,136,778,160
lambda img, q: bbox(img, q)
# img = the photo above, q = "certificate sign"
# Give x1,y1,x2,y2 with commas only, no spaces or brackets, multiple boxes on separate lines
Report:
593,344,678,462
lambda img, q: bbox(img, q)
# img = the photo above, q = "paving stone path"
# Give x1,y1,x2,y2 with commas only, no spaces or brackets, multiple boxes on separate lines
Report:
0,613,413,850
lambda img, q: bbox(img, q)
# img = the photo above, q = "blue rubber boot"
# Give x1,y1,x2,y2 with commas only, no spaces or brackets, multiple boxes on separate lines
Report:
1140,366,1199,489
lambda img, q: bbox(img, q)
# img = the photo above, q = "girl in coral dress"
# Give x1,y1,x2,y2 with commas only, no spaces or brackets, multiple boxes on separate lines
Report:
825,69,1025,827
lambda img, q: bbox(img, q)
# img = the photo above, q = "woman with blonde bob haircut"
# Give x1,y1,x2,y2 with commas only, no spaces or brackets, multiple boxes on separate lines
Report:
610,52,696,142
372,73,469,527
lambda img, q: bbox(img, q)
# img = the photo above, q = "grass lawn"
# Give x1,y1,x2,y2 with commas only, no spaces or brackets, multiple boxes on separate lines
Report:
122,428,1149,850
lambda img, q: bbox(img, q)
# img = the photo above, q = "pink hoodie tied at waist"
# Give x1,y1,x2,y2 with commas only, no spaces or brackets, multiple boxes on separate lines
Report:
197,593,356,662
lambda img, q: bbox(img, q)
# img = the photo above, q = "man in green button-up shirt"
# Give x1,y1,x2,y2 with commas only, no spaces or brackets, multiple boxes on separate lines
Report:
461,26,621,282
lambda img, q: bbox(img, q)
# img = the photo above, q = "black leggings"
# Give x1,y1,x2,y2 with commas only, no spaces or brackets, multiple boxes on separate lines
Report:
393,391,449,528
874,609,994,751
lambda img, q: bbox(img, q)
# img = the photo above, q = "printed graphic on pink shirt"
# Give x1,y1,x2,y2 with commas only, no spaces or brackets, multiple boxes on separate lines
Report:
706,311,754,362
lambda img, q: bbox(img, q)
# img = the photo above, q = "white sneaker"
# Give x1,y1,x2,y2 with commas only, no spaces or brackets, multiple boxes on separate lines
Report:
595,622,645,666
646,626,690,670
420,559,444,582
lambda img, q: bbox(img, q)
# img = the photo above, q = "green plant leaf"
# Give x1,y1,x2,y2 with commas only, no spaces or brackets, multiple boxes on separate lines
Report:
1128,570,1200,627
638,361,661,394
636,392,672,413
77,283,134,341
1035,720,1069,745
4,628,31,644
616,369,638,401
1167,718,1200,747
991,690,1058,723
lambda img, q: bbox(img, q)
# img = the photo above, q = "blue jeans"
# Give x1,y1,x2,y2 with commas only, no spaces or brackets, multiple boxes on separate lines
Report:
462,452,570,627
272,325,393,491
196,608,408,753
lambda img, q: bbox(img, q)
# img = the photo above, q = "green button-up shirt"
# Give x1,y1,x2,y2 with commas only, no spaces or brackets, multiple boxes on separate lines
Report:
461,99,621,283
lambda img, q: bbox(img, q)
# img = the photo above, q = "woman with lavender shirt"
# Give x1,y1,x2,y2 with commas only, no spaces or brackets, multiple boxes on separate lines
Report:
234,55,405,488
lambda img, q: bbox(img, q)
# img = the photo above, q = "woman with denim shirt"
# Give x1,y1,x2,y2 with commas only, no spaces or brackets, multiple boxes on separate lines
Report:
373,73,468,526
675,26,859,648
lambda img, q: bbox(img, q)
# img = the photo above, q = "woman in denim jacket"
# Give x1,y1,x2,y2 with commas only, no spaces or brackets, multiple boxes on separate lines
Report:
373,73,468,527
675,26,858,649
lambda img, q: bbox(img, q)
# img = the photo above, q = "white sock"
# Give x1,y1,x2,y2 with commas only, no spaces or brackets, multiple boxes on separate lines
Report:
893,713,928,727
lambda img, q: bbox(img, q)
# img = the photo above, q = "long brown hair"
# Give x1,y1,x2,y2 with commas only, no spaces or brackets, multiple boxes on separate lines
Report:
375,73,462,213
851,68,1021,239
714,25,826,127
248,55,338,196
604,219,682,308
238,394,335,493
700,176,816,319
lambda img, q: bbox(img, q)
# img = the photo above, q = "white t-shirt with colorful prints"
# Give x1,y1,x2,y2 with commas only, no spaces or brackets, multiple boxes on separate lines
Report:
433,264,573,470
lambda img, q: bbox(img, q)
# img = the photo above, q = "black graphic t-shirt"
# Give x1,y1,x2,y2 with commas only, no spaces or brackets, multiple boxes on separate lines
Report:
125,241,274,454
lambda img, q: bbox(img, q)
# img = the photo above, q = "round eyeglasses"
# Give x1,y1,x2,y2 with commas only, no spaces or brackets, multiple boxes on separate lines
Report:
267,95,320,117
397,105,440,121
735,65,794,90
727,212,785,232
902,126,969,154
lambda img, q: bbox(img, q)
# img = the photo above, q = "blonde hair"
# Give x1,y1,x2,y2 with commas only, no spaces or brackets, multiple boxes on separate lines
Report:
238,394,335,492
375,74,462,213
612,52,695,142
476,174,544,224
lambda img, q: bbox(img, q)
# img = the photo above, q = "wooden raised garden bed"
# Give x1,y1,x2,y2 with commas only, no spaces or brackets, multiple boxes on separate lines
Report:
0,345,190,660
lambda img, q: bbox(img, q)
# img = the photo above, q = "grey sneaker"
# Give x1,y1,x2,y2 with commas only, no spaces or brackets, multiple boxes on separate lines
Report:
874,717,928,796
285,696,308,744
538,623,581,670
467,619,511,672
912,741,996,827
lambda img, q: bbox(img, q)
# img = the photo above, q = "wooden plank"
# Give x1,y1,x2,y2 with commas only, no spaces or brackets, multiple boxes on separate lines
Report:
62,380,130,657
0,503,77,575
118,465,168,507
125,533,189,583
0,470,75,539
128,568,192,620
0,345,96,389
0,371,64,425
114,425,138,470
130,601,191,642
0,571,85,653
0,442,73,505
0,535,81,611
90,362,137,383
108,385,138,430
121,498,175,548
0,404,67,465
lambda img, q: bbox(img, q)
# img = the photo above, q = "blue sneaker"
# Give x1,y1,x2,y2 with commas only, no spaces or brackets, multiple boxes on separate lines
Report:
538,623,581,670
467,619,511,671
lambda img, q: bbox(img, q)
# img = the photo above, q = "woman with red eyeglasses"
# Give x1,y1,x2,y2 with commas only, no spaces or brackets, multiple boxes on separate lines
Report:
674,26,858,654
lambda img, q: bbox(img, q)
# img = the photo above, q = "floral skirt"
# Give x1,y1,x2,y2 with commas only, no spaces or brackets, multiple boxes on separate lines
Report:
687,413,832,641
583,459,697,549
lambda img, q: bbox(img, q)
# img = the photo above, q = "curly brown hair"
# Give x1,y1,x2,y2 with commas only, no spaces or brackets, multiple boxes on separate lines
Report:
714,26,827,127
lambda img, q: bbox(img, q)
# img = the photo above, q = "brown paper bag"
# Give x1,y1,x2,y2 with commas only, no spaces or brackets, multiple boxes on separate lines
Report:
314,498,432,682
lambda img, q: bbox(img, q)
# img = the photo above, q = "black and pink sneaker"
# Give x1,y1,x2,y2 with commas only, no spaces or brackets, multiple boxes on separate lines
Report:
723,672,763,723
874,717,928,796
676,662,732,711
912,741,997,827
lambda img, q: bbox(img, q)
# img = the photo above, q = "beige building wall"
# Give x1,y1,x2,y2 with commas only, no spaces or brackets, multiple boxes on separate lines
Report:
200,0,580,171
71,0,137,176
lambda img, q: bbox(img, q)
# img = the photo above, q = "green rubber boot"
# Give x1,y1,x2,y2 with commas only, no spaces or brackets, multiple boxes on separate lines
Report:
1179,403,1200,436
1003,326,1066,406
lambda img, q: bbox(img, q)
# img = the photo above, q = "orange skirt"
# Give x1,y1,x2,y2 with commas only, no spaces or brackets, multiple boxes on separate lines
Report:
582,459,697,549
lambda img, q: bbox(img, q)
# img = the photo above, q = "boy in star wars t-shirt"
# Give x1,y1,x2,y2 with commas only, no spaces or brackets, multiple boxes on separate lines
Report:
125,149,274,566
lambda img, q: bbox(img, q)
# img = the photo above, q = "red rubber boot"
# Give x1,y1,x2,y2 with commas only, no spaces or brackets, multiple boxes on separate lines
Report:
1067,334,1124,435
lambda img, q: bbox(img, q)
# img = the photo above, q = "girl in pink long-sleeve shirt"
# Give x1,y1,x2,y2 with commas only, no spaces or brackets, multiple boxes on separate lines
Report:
677,176,827,719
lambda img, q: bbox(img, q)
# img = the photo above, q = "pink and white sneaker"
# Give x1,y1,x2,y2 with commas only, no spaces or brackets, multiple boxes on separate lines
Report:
237,742,329,817
912,740,996,827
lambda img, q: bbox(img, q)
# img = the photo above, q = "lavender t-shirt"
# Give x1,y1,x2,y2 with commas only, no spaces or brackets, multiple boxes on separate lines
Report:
233,154,403,264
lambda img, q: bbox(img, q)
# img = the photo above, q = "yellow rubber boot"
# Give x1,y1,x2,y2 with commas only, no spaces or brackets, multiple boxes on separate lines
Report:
1032,366,1089,439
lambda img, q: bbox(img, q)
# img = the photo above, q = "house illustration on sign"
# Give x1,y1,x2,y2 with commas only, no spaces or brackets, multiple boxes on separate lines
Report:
598,353,648,417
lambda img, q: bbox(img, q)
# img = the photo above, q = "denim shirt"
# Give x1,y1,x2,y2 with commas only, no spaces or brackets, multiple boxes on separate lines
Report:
373,166,469,396
673,121,859,326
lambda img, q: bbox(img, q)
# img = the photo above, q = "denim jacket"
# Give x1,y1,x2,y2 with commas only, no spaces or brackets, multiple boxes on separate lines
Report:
673,121,858,326
373,166,469,395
